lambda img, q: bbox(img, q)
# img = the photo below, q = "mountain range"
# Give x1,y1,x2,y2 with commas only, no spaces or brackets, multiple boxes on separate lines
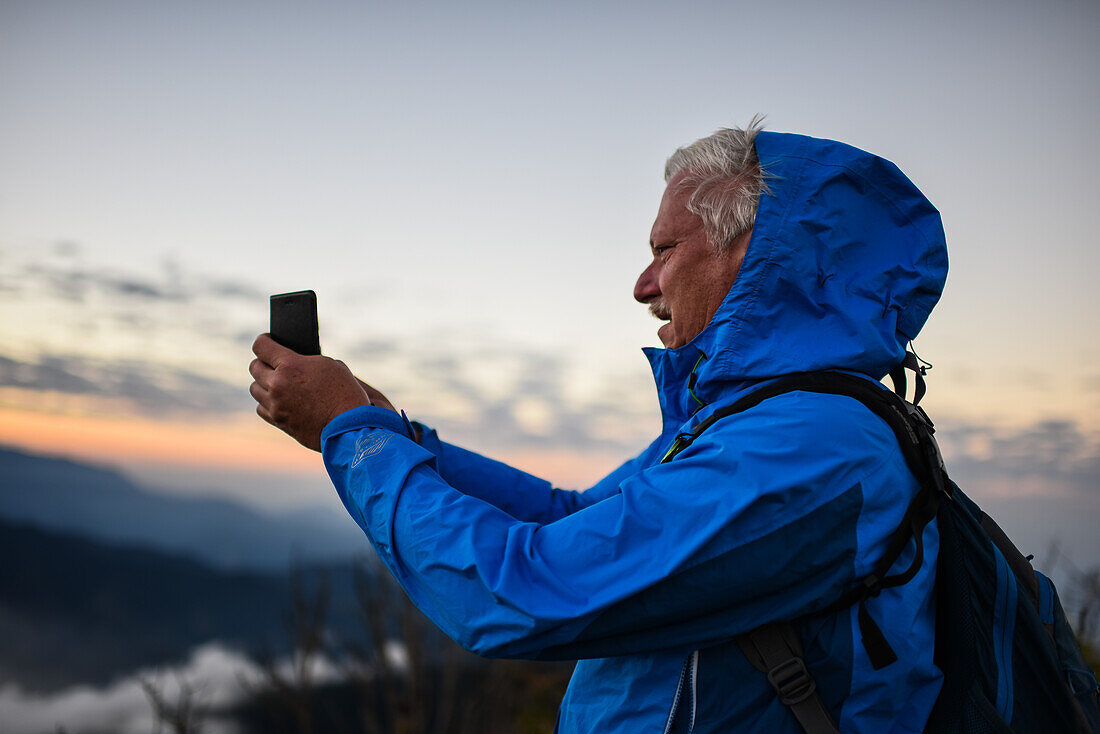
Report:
0,446,365,572
0,446,382,691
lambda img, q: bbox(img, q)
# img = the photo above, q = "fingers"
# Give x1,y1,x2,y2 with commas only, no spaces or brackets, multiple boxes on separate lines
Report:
249,378,269,403
252,333,294,366
250,380,277,424
255,401,275,426
249,357,275,389
248,335,368,452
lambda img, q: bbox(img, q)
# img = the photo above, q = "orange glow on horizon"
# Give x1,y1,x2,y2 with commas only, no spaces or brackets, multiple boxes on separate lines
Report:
0,406,320,475
0,405,624,490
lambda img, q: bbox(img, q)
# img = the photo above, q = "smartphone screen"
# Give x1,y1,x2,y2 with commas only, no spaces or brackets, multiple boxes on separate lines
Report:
270,290,321,355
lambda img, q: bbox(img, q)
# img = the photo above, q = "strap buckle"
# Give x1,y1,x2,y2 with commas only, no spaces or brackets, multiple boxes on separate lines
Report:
904,402,935,432
767,657,818,706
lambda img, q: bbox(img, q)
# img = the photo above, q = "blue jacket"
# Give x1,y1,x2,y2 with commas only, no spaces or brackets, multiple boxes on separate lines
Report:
321,131,950,733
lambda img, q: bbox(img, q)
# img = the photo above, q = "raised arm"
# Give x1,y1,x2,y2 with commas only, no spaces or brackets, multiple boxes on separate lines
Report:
250,335,932,661
249,333,640,524
414,426,660,524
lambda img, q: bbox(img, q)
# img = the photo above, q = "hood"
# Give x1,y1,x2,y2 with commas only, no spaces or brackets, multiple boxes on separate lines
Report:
645,130,949,427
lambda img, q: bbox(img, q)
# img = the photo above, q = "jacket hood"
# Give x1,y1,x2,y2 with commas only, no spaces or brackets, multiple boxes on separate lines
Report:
645,130,949,426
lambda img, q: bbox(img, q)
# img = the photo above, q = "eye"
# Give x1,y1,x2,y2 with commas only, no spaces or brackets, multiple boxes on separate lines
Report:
654,244,676,258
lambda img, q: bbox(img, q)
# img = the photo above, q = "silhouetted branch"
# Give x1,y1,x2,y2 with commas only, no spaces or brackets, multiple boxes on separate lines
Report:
141,673,206,734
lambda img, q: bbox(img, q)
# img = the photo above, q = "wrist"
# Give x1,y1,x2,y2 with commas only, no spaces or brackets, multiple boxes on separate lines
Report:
321,404,419,447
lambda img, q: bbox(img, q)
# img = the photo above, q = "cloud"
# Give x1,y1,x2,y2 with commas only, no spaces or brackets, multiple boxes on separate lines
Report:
0,248,269,352
0,353,251,416
343,338,400,361
52,240,81,258
0,326,659,453
0,246,272,396
0,642,342,734
0,355,99,395
21,262,177,303
386,339,658,455
3,276,1098,486
22,246,1088,479
10,255,264,306
0,244,665,453
938,419,1100,498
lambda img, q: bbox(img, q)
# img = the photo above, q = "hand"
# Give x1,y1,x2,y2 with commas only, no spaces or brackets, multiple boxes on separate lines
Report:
356,378,397,413
353,378,419,441
249,334,372,451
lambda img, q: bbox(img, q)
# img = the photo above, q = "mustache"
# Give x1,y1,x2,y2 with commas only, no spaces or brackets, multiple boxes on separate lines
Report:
648,300,671,320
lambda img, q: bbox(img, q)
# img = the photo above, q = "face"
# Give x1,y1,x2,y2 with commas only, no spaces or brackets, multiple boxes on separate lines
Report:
634,174,750,349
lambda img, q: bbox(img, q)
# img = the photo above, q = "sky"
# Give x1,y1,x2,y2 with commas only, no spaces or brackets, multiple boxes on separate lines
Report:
1,1,1098,563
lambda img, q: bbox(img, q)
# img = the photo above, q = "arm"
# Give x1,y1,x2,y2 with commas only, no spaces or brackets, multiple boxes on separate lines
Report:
249,336,918,660
321,393,918,660
415,425,662,524
414,426,591,522
248,333,641,524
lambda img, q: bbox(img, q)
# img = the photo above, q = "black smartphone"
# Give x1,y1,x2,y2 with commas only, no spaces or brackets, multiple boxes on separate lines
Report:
270,290,321,355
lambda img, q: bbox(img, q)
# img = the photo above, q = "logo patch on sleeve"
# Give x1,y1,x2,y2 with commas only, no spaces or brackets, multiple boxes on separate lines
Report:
352,431,392,467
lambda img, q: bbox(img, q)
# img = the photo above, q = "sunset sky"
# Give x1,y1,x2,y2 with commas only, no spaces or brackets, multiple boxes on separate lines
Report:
1,1,1098,563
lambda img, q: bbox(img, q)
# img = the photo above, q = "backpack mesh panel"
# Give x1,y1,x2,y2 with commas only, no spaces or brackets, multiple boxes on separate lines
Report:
925,487,1094,733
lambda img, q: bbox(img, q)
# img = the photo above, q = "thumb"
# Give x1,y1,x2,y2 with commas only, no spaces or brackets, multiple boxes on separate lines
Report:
252,333,296,366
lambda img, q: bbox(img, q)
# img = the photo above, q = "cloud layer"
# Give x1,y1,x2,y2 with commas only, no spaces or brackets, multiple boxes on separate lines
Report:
2,245,1098,498
0,642,341,734
0,353,253,415
939,420,1100,498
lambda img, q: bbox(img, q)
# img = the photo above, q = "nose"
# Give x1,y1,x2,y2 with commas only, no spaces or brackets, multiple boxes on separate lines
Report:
634,260,661,303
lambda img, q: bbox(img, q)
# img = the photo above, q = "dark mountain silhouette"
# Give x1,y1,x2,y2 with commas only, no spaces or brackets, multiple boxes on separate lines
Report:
0,446,364,571
0,517,372,691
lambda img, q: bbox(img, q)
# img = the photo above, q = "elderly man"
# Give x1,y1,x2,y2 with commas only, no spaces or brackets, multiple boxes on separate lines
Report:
250,122,948,732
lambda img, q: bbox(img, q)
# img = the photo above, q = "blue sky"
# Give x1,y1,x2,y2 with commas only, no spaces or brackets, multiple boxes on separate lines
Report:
1,0,1098,563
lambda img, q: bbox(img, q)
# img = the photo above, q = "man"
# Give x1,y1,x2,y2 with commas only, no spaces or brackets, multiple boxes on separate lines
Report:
250,121,949,732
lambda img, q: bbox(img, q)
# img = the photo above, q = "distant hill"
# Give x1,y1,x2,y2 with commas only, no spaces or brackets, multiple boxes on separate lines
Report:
0,517,374,691
0,446,365,571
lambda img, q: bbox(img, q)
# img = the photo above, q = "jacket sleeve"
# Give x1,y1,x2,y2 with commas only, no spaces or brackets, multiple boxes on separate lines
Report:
321,394,917,660
413,422,659,524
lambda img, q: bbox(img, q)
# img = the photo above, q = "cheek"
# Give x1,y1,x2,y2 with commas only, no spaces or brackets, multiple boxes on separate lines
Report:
659,260,701,308
657,262,680,299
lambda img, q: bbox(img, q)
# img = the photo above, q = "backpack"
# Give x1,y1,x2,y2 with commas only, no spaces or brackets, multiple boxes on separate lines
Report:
661,359,1100,733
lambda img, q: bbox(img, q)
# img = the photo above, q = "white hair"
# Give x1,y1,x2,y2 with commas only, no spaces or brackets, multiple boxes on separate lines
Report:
664,115,769,251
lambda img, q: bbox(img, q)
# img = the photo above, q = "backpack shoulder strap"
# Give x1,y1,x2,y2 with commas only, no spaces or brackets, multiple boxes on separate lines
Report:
664,372,950,633
737,624,840,734
661,368,952,733
665,370,941,484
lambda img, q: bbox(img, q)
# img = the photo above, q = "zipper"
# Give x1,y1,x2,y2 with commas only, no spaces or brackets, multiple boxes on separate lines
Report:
660,433,691,463
663,650,700,734
687,350,708,410
662,655,689,734
689,649,699,732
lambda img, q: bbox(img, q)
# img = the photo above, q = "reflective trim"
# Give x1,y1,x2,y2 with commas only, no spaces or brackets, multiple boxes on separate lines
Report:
689,650,699,733
687,351,708,409
661,650,700,734
663,654,691,734
1036,571,1055,625
993,546,1018,720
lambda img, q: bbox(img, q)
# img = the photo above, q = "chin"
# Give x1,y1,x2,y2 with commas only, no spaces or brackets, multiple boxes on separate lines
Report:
657,323,677,348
